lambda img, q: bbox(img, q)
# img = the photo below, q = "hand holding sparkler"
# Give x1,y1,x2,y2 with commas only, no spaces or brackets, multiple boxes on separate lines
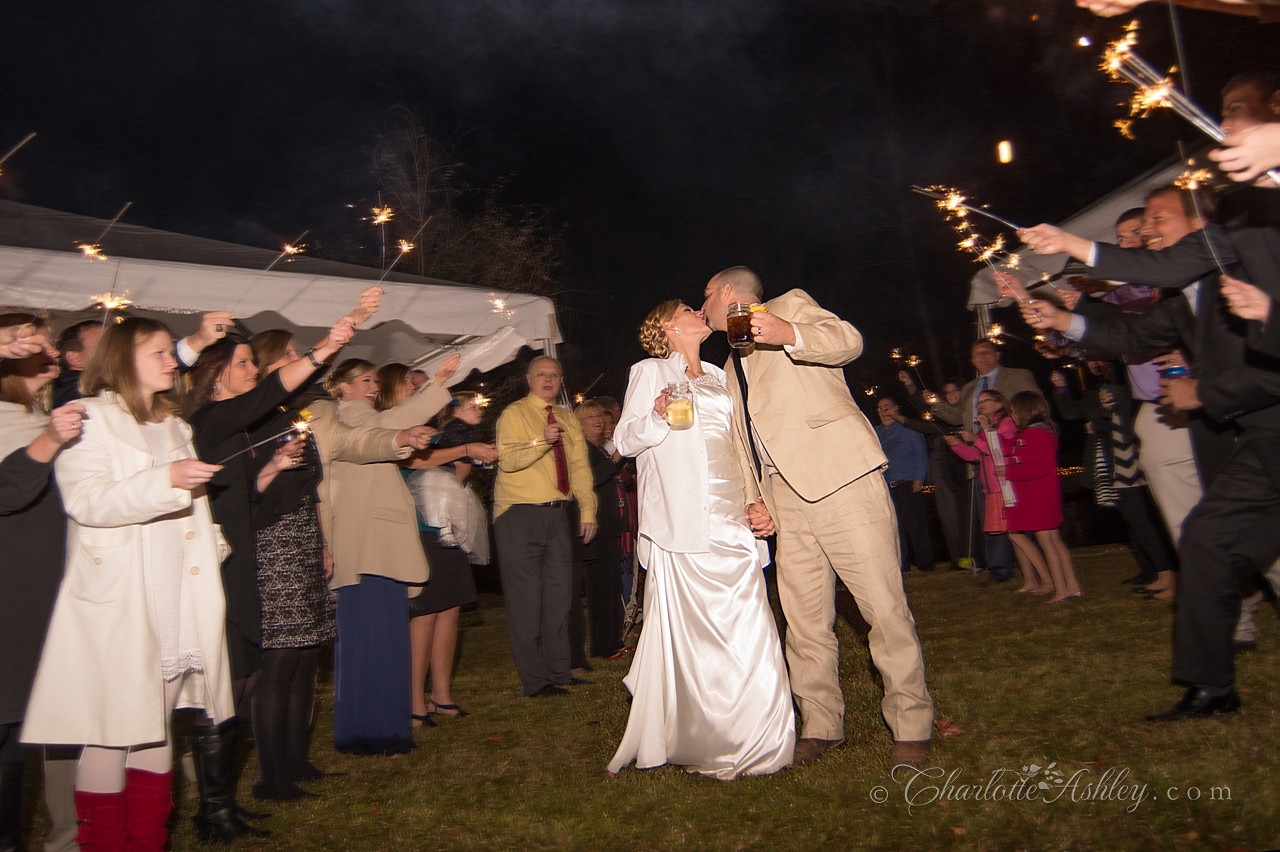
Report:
1220,274,1272,322
349,286,385,327
1017,224,1093,261
1017,299,1072,333
1210,124,1280,184
434,353,463,386
187,311,235,354
269,435,308,472
397,425,436,451
0,324,55,360
171,458,223,490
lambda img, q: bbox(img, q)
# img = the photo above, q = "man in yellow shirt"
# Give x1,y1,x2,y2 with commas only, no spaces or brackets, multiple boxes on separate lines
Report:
494,356,598,697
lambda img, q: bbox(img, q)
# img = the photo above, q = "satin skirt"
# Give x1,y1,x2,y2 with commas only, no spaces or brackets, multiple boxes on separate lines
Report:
608,444,795,779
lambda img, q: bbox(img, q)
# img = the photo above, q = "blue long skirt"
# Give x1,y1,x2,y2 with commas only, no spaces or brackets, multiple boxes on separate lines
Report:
332,575,414,755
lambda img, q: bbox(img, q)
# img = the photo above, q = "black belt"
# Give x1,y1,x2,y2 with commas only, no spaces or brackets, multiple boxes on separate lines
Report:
531,500,571,508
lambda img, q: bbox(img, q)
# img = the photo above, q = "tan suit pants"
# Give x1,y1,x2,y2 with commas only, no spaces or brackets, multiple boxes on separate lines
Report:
1134,403,1202,545
771,471,934,742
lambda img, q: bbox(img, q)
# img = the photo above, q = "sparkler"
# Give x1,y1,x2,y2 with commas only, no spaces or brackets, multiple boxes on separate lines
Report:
911,186,1022,231
0,132,36,177
216,409,314,465
263,229,310,272
371,206,393,226
75,201,133,264
1174,168,1214,191
378,218,432,282
987,323,1005,345
91,290,133,313
1098,22,1280,185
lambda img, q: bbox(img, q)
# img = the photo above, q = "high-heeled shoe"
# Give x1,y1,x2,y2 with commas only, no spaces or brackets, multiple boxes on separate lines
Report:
411,713,436,728
427,700,468,718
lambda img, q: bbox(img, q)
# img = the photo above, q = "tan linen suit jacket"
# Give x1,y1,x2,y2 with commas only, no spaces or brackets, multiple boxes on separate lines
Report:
933,367,1040,429
321,380,452,590
724,289,886,511
307,399,413,571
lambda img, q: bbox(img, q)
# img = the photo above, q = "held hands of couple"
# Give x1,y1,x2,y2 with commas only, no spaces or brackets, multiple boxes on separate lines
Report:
746,498,775,538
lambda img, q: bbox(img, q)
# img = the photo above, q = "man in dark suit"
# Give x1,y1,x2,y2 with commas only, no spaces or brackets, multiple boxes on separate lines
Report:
1016,175,1280,722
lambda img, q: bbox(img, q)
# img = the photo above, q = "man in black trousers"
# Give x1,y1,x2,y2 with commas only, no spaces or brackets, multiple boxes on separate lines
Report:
1017,171,1280,722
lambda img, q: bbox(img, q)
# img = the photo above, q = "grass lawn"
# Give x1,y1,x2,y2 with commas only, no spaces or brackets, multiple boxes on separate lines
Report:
22,545,1280,850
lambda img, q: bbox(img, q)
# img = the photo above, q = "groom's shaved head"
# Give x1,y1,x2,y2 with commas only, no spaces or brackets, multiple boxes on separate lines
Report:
711,266,764,302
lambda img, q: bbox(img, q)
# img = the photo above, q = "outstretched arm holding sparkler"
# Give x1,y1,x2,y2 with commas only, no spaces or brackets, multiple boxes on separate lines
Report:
0,324,56,360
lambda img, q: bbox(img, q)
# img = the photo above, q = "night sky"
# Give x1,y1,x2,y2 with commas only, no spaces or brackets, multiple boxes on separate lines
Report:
3,1,1277,401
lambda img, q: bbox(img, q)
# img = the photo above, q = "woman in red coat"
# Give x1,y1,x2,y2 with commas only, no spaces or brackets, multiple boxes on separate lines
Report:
1004,392,1082,603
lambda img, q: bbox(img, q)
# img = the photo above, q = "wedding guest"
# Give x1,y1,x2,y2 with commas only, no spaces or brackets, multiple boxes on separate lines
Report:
874,397,934,573
22,317,230,852
375,364,494,726
0,316,84,852
933,341,1039,584
493,357,597,698
607,301,793,779
53,312,233,408
1003,392,1082,603
185,313,358,828
945,390,1051,594
327,355,455,752
0,322,55,360
573,400,626,660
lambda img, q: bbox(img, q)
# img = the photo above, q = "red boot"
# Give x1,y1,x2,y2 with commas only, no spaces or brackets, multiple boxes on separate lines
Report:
124,768,172,852
74,788,127,852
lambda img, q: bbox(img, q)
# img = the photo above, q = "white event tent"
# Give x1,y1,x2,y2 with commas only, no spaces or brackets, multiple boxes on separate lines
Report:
0,201,561,385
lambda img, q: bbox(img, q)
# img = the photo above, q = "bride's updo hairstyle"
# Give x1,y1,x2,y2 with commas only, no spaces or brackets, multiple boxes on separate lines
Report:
638,300,683,358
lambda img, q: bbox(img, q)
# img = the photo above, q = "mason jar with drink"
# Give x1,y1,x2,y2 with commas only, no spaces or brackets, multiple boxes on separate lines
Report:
726,303,755,349
665,381,694,430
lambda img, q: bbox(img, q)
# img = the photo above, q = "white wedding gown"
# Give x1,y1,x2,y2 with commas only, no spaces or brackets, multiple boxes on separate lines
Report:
607,377,795,780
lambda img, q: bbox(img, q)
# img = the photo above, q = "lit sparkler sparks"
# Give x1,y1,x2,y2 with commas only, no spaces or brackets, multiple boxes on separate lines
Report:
904,355,921,368
473,394,491,408
263,229,310,272
91,291,132,312
1175,168,1214,191
371,206,394,226
914,185,1025,283
78,243,106,261
1098,21,1280,186
573,393,585,405
987,323,1005,345
890,348,903,361
1114,119,1135,140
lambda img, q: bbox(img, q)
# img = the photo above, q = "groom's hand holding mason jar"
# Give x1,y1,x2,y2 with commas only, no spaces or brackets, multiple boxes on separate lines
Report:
748,311,796,347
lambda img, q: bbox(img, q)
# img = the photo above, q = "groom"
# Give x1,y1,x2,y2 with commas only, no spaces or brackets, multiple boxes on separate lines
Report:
703,267,935,769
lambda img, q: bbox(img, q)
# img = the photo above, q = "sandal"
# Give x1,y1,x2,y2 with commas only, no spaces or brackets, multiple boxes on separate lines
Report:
428,700,468,718
411,713,436,728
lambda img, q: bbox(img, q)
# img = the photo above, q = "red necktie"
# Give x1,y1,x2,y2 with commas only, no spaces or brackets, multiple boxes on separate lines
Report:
546,405,570,495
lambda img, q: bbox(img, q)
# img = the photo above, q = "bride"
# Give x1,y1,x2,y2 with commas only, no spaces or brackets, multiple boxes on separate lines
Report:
606,300,795,780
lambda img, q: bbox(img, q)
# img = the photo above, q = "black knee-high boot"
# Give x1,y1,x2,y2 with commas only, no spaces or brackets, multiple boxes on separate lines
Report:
188,718,269,841
283,647,326,783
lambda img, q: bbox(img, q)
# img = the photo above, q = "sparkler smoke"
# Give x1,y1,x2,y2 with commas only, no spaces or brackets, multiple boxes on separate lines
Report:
75,201,133,264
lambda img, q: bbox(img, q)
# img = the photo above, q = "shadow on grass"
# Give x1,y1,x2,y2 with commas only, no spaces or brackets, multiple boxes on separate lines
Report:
18,545,1279,851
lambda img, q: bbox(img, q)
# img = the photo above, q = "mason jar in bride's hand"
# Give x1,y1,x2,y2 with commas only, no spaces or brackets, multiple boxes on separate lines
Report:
664,381,694,430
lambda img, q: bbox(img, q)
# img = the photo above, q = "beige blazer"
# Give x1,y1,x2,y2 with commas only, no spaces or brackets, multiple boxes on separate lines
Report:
307,399,413,560
23,393,235,747
725,289,887,509
327,382,451,590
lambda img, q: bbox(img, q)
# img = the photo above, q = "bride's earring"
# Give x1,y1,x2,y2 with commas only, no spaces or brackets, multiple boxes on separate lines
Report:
674,328,681,335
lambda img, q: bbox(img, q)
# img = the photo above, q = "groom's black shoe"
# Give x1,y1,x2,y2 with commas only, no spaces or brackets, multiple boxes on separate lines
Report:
1145,686,1241,722
793,737,845,766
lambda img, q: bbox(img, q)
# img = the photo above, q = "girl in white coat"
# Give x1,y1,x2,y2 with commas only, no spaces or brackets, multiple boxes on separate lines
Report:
22,317,230,852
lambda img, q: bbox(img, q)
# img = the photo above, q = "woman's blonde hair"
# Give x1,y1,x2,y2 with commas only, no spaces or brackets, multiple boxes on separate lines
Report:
0,313,51,413
638,299,683,358
375,362,411,411
82,317,181,423
324,358,376,399
436,390,480,428
574,399,604,425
